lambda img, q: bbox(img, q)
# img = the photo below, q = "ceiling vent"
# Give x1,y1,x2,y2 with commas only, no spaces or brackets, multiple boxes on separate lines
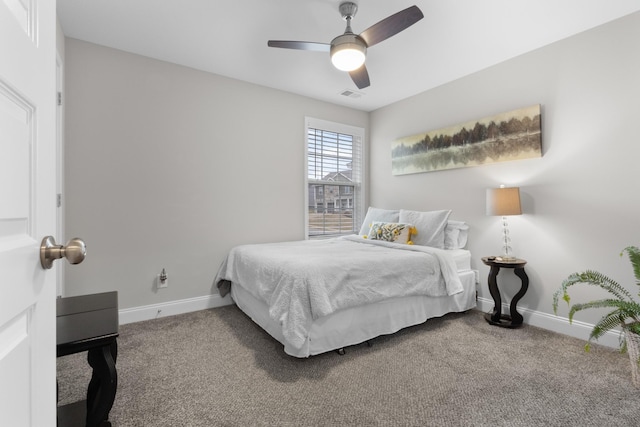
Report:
340,89,363,98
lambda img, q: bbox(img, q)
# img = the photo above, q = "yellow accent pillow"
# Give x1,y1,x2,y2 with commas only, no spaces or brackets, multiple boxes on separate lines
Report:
368,222,416,244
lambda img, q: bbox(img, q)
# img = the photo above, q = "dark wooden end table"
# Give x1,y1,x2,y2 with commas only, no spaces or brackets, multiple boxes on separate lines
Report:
481,257,529,328
57,291,119,427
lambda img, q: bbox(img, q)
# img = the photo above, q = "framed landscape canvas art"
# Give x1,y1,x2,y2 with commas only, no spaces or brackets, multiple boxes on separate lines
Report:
391,105,542,175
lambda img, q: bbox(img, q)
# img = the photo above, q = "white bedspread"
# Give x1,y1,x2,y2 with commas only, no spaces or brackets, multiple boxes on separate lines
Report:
215,235,463,350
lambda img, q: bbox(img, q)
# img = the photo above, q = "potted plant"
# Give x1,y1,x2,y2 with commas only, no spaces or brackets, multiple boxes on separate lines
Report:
552,246,640,387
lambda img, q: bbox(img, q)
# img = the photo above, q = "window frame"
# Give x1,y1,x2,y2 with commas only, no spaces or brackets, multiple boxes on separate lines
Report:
304,117,365,240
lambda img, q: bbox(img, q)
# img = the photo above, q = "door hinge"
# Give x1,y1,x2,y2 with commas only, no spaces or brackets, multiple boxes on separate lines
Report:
57,92,62,106
57,193,62,208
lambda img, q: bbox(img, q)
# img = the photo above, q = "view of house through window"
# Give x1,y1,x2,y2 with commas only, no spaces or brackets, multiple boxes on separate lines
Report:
305,118,364,239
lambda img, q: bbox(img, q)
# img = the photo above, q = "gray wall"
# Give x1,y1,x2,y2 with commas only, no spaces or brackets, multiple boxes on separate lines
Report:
63,38,368,309
369,12,640,336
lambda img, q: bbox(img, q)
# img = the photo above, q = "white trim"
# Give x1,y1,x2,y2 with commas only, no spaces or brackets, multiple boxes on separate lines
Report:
119,294,233,325
476,297,623,349
119,294,624,349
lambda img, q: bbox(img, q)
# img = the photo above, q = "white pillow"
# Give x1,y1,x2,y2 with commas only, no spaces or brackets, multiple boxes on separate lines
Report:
444,220,469,249
359,207,400,235
398,209,451,249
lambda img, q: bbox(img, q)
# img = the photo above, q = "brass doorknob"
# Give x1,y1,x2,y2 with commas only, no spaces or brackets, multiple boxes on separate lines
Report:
40,236,86,269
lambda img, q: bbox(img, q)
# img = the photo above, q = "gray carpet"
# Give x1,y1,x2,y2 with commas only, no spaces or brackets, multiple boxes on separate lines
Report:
57,306,640,426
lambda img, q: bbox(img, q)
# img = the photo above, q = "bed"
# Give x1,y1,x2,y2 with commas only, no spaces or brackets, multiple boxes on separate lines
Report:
215,208,476,358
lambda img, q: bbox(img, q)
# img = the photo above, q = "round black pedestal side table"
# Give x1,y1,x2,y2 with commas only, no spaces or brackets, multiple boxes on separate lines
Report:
481,257,529,328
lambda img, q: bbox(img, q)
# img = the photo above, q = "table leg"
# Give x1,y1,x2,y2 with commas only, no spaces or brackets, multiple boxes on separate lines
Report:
487,265,502,322
510,267,529,326
86,340,118,427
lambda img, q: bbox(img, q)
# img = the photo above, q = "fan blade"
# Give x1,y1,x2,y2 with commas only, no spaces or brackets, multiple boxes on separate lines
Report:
349,64,370,89
359,5,424,47
267,40,330,52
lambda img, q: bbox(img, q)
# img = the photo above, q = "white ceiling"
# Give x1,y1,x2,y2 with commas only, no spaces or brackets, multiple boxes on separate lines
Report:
57,0,640,112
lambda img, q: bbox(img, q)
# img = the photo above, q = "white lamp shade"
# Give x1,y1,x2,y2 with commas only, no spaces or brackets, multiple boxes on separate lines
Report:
330,34,366,71
486,187,522,216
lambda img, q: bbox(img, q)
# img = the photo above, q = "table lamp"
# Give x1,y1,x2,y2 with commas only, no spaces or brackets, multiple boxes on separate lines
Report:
486,185,522,260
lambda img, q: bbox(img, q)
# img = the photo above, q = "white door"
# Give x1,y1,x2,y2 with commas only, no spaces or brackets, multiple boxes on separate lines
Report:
0,1,58,426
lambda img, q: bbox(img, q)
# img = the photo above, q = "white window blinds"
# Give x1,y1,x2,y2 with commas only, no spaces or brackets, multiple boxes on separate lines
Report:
305,118,364,239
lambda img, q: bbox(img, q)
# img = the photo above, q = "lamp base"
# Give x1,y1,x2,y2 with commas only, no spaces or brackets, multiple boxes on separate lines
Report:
499,216,516,262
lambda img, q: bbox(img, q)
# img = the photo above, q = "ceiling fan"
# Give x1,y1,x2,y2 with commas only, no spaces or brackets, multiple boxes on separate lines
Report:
267,2,424,90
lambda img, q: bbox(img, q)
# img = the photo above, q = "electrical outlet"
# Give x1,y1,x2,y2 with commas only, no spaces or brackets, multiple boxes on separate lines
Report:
157,273,168,289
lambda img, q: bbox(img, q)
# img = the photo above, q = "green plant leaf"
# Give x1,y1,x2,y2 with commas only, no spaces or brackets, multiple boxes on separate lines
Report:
589,309,627,342
622,246,640,289
627,322,640,335
563,271,633,303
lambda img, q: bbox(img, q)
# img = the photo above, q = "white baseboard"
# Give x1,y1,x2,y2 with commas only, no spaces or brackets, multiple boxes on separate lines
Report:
476,297,622,349
119,293,233,325
119,294,623,349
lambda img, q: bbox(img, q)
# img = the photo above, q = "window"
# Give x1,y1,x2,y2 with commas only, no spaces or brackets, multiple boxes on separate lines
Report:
305,118,365,239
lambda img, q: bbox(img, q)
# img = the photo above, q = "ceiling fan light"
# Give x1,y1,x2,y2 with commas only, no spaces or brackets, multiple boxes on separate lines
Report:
330,34,367,71
331,47,365,71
